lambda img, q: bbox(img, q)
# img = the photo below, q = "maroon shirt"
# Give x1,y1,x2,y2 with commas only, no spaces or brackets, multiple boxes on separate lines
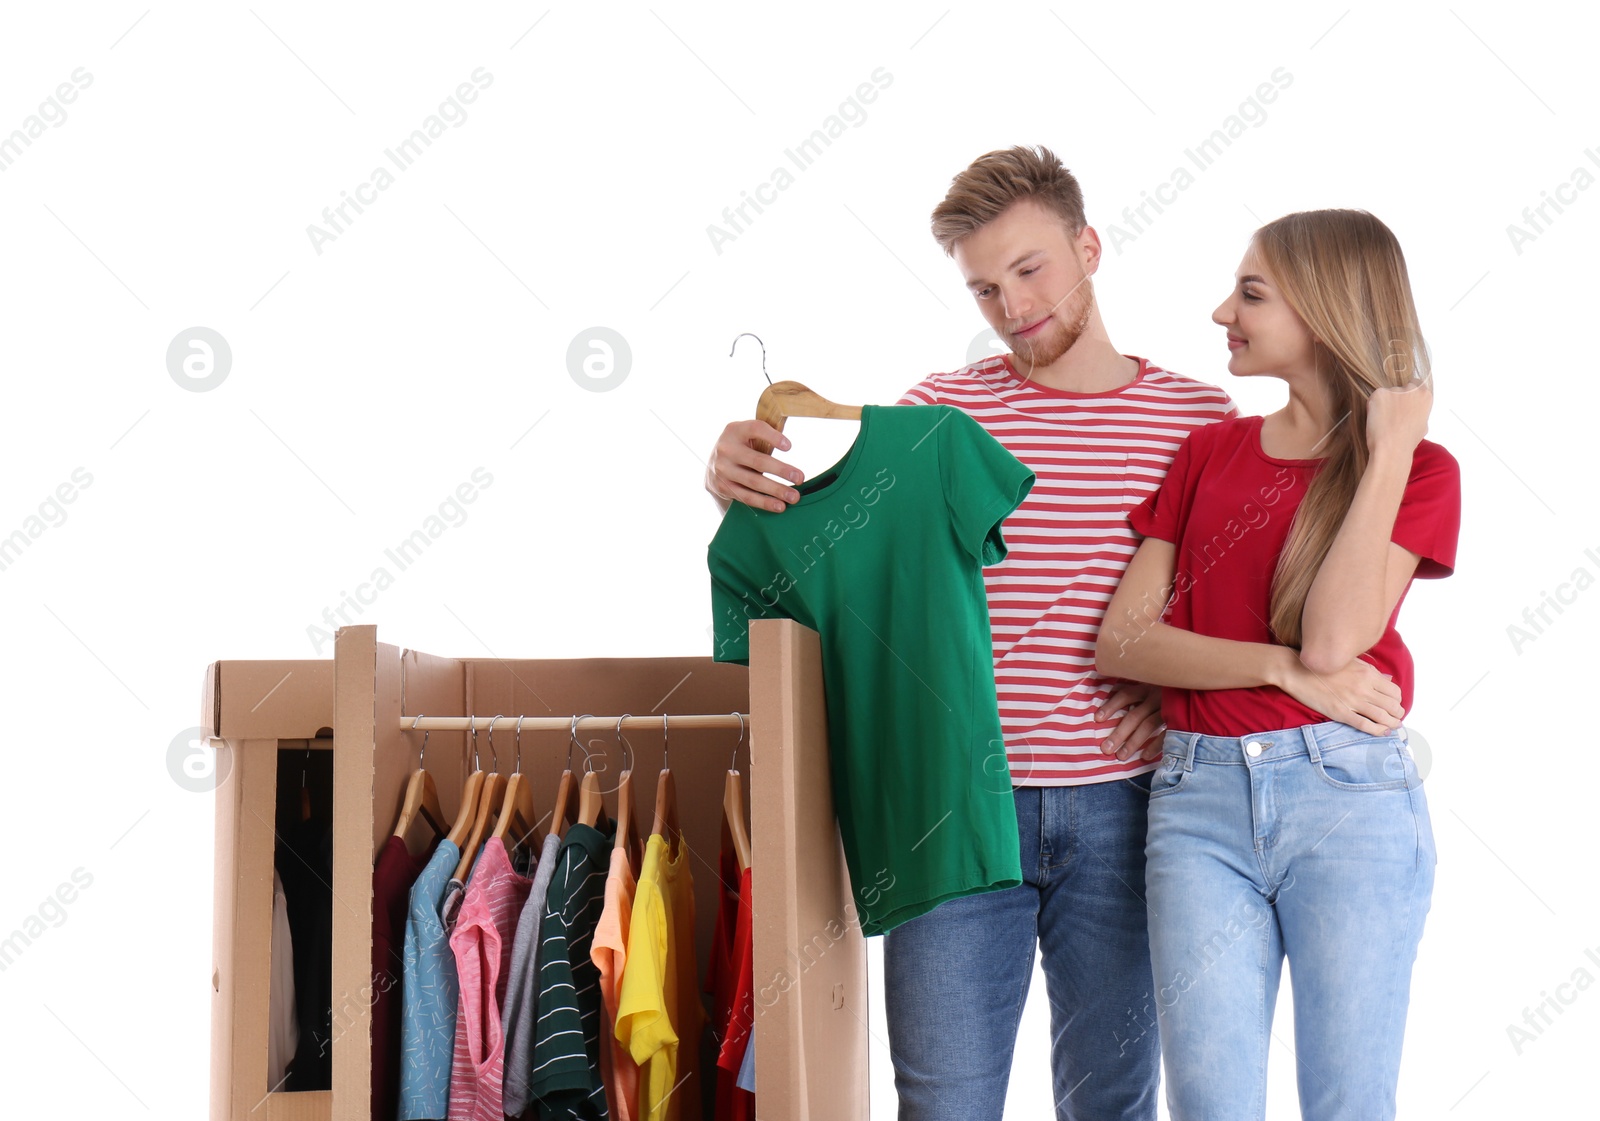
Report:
372,833,438,1121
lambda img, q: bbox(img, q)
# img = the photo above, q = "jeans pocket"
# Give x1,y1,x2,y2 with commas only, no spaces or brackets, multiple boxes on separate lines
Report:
1146,754,1191,799
1312,738,1416,792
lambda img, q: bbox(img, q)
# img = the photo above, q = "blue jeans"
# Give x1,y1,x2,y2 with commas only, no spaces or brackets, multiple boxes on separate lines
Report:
882,779,1161,1121
1145,720,1436,1120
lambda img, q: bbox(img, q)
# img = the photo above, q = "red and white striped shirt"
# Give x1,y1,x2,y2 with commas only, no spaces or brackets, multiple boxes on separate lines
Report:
898,352,1237,785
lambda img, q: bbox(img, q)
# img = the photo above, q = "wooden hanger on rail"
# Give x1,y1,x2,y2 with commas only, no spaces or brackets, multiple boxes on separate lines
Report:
549,715,586,843
573,716,611,831
454,716,509,881
578,765,605,828
612,714,640,877
652,714,682,855
735,332,863,457
446,715,486,857
492,716,544,858
723,711,752,876
394,715,449,843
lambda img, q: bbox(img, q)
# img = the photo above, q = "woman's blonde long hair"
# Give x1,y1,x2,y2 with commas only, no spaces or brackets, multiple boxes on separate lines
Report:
1252,209,1430,649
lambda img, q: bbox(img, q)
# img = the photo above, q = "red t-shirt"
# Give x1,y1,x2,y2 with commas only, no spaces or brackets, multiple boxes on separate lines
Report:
1128,413,1460,736
714,863,755,1121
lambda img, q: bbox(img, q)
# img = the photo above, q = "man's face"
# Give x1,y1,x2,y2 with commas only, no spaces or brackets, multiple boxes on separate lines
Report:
953,197,1100,374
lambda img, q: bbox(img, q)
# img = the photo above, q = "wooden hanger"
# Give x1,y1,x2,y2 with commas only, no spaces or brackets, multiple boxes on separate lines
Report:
446,771,485,854
574,715,611,830
549,714,589,843
612,715,638,876
578,769,605,827
394,716,449,844
492,717,543,856
549,768,577,842
455,771,507,880
723,712,752,875
453,716,509,881
734,333,863,457
445,715,486,856
652,714,682,854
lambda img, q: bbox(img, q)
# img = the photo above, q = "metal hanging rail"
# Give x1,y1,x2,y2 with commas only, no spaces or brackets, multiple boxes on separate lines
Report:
397,713,749,733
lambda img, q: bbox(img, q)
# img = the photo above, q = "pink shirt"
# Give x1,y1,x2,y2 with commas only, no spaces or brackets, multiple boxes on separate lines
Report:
447,837,532,1121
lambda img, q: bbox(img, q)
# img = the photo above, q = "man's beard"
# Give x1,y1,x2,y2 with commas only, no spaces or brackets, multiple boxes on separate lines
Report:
1005,276,1095,378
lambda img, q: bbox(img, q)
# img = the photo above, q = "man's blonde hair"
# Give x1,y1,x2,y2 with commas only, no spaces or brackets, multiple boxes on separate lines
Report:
930,145,1087,255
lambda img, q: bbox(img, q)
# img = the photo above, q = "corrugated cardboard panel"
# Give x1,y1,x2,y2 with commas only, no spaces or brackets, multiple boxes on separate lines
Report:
331,628,377,1121
211,736,335,1121
202,660,335,741
749,618,870,1119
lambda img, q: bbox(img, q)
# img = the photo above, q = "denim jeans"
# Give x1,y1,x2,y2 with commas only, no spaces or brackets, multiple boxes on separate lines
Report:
1145,720,1436,1120
882,779,1161,1121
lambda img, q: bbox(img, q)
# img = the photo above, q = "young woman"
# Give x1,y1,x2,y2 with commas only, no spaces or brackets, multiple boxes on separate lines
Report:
1095,208,1460,1120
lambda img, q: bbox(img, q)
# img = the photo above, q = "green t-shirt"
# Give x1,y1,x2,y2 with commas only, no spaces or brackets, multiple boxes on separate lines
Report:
708,403,1036,935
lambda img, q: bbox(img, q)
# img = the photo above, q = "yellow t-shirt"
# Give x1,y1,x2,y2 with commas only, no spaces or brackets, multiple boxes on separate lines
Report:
615,832,704,1121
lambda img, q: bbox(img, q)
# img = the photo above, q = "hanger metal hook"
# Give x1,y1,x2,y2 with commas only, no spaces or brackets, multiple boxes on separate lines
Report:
486,715,502,773
661,713,670,770
615,713,634,773
730,332,771,386
515,715,526,773
411,713,429,770
569,713,596,774
731,711,745,771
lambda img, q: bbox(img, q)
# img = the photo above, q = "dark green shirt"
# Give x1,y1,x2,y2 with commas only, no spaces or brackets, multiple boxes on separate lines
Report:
528,821,613,1119
708,404,1036,935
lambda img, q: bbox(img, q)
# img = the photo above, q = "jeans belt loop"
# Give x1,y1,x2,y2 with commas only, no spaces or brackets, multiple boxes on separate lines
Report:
1301,723,1323,764
1180,730,1198,773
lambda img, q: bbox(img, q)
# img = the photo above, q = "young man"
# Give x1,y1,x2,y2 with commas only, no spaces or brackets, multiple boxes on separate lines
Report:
704,145,1237,1120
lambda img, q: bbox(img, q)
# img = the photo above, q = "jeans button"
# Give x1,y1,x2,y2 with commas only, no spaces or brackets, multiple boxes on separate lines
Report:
1245,740,1263,757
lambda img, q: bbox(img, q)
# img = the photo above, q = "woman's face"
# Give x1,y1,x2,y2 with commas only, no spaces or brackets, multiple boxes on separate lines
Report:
1212,241,1318,381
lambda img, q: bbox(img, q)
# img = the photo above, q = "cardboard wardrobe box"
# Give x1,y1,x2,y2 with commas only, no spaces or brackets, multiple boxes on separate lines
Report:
205,620,869,1120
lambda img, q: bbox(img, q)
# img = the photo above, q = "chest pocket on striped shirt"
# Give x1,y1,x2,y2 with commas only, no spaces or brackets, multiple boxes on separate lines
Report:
1122,451,1172,511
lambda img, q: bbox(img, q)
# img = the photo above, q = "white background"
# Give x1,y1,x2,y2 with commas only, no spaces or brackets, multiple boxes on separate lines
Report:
0,2,1593,1117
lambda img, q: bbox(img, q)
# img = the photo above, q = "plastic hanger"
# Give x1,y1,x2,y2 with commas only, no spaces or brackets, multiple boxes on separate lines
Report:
612,714,639,876
492,716,544,858
453,716,508,881
734,332,863,457
723,711,752,875
394,715,449,843
652,714,682,854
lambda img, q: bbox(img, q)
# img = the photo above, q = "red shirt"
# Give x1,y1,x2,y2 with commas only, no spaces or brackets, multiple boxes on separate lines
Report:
1129,414,1460,736
713,861,755,1121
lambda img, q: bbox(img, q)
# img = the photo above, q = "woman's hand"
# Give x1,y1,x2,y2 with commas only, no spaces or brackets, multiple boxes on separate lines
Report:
1366,370,1432,458
1098,682,1166,762
1278,650,1405,735
706,419,805,513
